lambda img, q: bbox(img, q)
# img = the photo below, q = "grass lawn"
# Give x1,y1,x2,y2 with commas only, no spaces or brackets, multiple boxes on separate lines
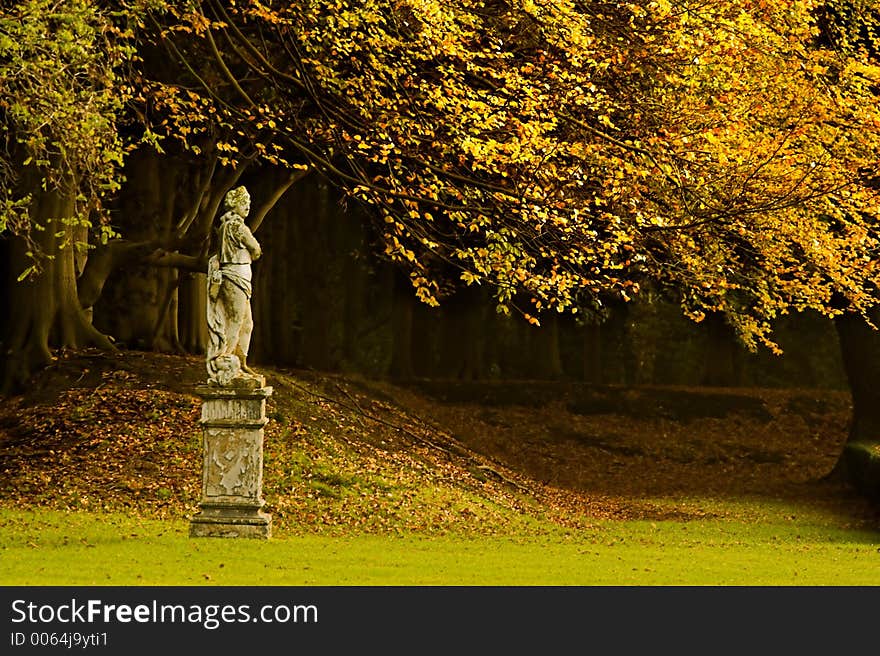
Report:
2,507,877,586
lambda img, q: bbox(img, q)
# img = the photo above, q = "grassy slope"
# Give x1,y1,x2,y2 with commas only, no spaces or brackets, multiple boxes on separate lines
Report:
0,350,878,585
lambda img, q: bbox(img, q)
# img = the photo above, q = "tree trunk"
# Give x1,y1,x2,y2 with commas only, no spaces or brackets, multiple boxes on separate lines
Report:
297,182,336,371
458,286,486,381
531,312,564,379
601,302,635,384
0,236,10,355
178,271,207,353
91,149,222,353
252,192,297,365
389,270,415,380
411,299,439,377
92,150,172,349
582,320,602,383
2,183,114,393
701,312,742,387
436,285,486,379
830,308,880,486
341,225,368,372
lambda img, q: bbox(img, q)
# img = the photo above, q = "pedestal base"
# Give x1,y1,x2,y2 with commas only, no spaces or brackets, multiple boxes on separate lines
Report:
190,383,273,539
189,507,272,539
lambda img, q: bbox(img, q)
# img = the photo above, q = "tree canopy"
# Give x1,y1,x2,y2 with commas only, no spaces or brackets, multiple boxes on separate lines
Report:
126,0,880,350
2,0,879,352
0,0,133,274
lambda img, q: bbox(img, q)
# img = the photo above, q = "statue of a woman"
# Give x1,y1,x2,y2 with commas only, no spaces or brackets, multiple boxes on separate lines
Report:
206,185,262,385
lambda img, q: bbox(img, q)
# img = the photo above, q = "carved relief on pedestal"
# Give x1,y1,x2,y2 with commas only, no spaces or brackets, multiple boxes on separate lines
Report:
203,428,262,499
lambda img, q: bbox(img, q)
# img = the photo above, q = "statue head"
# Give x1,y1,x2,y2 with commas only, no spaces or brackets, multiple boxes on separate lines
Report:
224,186,251,217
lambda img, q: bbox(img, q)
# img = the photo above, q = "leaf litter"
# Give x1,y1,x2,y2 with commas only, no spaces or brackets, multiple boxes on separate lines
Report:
0,349,876,535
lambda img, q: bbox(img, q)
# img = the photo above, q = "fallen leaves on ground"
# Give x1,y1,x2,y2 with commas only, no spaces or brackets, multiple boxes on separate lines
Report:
0,350,875,534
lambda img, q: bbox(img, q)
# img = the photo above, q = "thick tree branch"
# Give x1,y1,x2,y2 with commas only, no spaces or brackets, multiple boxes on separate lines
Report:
144,249,208,273
77,240,158,309
249,168,310,233
190,156,254,242
175,152,218,238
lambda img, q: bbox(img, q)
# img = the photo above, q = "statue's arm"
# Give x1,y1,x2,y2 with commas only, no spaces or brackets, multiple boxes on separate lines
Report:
236,222,262,261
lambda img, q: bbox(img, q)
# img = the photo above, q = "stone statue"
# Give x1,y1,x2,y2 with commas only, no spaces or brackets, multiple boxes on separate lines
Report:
206,185,262,386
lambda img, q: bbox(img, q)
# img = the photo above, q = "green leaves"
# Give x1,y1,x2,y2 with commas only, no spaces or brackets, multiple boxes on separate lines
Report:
0,0,133,266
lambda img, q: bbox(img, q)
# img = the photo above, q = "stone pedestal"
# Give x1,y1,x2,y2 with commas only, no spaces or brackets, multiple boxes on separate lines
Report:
190,380,273,539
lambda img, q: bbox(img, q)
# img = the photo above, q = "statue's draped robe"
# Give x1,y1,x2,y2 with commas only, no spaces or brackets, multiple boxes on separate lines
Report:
206,213,261,384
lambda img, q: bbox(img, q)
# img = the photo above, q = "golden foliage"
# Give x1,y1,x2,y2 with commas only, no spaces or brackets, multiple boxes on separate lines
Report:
9,0,879,348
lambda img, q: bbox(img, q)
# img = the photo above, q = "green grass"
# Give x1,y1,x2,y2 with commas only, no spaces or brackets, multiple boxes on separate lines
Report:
2,508,877,586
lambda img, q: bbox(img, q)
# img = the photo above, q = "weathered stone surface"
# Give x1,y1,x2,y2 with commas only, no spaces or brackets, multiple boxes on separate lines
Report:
191,185,273,538
189,507,271,539
206,185,263,386
202,427,264,499
190,384,273,539
197,381,270,425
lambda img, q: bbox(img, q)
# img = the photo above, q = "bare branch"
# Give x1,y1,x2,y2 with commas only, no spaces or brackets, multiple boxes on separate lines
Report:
201,9,255,107
249,168,311,233
144,249,209,273
209,0,307,92
175,152,218,238
192,156,253,241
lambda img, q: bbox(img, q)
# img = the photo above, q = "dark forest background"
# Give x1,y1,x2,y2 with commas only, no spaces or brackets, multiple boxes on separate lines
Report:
0,168,843,391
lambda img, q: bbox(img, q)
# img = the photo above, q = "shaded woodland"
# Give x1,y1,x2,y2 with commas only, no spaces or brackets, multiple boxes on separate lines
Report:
1,1,880,507
0,142,870,501
21,165,844,390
